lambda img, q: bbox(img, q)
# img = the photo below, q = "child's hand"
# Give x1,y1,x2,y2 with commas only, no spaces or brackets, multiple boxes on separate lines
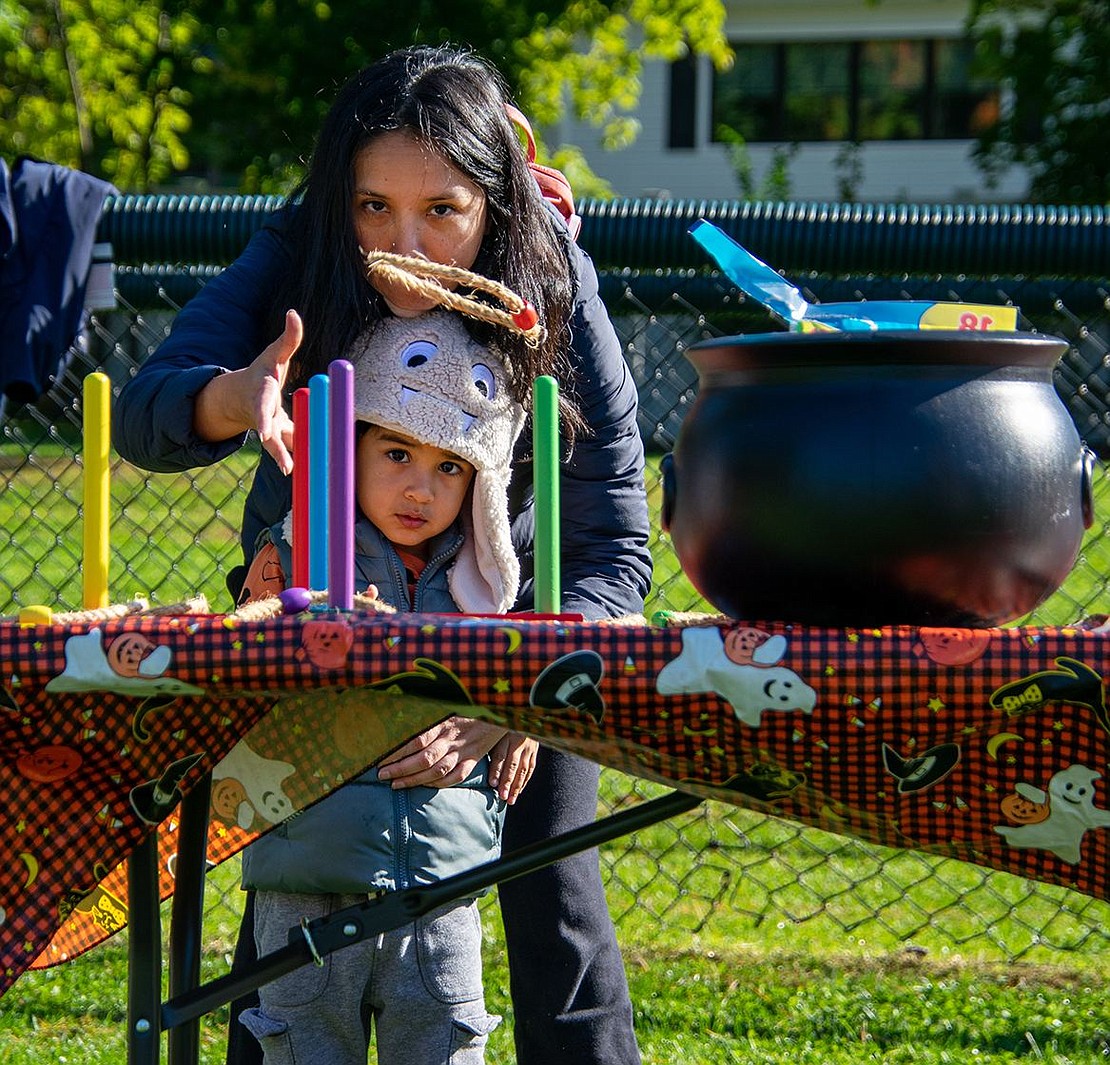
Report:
487,732,538,804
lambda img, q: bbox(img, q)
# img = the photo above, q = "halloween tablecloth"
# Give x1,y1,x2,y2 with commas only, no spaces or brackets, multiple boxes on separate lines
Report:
2,610,1110,998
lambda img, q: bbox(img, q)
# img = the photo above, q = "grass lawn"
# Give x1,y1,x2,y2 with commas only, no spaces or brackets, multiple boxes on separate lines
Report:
6,944,1110,1063
2,817,1109,1064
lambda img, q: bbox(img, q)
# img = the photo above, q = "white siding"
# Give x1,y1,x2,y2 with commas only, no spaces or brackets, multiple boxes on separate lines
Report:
549,0,1030,203
725,0,969,41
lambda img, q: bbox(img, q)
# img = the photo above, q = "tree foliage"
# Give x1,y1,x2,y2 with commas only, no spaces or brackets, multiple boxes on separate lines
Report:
968,0,1110,203
0,0,201,189
178,0,731,193
1,0,729,193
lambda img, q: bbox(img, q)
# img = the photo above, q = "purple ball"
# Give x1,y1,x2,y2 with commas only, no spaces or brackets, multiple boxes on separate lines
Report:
279,587,313,614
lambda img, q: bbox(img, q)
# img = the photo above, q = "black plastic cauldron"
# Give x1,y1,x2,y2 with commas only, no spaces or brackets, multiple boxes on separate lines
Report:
660,330,1094,627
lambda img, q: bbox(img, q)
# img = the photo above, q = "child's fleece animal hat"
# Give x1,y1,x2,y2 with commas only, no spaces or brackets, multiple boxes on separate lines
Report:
348,310,526,615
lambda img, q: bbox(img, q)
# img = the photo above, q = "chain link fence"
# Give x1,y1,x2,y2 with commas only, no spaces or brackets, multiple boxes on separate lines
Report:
3,197,1110,982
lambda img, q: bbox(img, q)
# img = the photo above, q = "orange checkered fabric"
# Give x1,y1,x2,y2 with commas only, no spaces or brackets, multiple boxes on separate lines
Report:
2,613,1108,997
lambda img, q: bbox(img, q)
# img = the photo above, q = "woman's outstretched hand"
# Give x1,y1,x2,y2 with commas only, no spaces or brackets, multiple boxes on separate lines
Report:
376,716,538,802
194,309,302,474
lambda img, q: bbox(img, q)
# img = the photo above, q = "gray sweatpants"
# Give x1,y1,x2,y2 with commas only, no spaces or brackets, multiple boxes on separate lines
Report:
238,891,500,1065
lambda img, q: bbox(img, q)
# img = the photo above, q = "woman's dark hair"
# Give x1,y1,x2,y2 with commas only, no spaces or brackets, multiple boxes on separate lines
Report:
273,44,578,427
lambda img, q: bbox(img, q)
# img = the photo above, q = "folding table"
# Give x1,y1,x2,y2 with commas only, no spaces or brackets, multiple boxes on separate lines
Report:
3,611,1109,1063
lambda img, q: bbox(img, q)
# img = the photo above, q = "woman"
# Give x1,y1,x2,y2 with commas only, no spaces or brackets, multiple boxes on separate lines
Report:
113,44,652,1065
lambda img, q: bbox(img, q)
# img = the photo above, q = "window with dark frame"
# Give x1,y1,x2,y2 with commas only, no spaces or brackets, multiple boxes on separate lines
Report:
703,38,998,145
668,52,698,149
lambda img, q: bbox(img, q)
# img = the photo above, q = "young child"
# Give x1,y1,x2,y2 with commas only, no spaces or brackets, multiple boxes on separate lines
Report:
236,309,535,1065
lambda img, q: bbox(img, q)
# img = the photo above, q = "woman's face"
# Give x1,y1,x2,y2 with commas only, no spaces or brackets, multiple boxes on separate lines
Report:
352,130,489,317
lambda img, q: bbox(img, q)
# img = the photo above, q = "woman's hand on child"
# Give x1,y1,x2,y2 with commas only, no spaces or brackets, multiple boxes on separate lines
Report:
487,732,538,805
194,309,301,475
376,715,506,789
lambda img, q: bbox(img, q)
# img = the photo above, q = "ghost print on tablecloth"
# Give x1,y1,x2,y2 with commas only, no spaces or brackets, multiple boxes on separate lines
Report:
210,740,296,832
44,628,205,697
994,764,1110,864
655,625,817,727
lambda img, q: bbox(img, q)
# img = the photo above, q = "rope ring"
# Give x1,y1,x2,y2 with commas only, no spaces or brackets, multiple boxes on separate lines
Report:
363,250,545,348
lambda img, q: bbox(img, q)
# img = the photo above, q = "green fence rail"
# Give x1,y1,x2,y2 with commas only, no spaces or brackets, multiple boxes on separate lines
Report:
97,195,1110,275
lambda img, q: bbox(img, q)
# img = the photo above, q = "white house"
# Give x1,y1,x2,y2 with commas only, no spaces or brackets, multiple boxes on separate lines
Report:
552,0,1030,203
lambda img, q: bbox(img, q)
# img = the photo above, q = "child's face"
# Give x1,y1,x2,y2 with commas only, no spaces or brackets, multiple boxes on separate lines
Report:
356,425,475,556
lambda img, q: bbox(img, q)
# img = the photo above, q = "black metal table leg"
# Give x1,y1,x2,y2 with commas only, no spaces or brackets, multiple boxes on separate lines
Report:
128,830,163,1065
161,788,703,1028
167,771,212,1065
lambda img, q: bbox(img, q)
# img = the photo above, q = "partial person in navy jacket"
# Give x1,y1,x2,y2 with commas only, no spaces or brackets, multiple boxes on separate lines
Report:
113,44,653,1065
0,157,116,414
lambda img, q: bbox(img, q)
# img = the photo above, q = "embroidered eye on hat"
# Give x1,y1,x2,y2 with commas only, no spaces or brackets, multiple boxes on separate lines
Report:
347,310,526,614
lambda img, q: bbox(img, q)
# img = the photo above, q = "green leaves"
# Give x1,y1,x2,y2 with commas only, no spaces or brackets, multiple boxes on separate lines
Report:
2,0,729,192
1,1,199,190
517,0,729,152
968,0,1110,202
